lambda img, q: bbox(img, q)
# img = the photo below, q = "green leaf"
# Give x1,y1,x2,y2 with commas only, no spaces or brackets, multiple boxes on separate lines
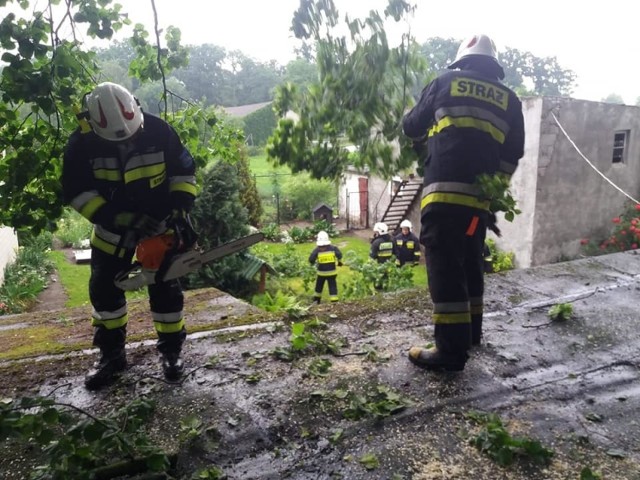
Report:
42,408,59,424
358,453,379,470
146,453,169,472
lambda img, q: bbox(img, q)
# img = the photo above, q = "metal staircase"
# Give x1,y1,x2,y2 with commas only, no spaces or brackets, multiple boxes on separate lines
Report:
380,179,422,233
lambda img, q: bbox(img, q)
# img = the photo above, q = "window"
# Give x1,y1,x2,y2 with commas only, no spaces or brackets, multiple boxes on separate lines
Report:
612,130,629,163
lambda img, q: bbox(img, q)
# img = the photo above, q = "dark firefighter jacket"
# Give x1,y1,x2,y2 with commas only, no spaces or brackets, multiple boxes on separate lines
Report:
394,232,421,265
309,245,343,276
62,113,197,257
402,69,525,214
370,234,395,263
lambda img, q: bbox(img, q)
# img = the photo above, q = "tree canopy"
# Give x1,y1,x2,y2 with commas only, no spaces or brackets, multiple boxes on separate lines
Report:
266,0,427,181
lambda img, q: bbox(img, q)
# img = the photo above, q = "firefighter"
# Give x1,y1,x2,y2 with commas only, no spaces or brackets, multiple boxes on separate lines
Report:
309,231,343,303
61,82,197,389
370,222,394,263
395,219,421,267
402,34,525,371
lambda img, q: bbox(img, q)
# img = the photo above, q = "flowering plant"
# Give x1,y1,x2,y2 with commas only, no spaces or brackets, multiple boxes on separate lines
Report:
581,203,640,254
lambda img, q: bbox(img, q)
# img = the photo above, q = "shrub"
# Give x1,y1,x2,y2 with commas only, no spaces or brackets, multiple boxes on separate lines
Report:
582,202,640,255
486,239,515,273
309,219,339,237
341,251,414,299
261,223,282,242
0,232,54,313
282,174,336,220
54,208,92,248
287,226,314,244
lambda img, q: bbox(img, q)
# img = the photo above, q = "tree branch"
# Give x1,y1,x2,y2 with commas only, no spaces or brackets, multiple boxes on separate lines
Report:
150,0,168,118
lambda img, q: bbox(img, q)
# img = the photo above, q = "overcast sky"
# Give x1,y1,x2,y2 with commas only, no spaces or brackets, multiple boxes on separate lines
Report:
75,0,640,104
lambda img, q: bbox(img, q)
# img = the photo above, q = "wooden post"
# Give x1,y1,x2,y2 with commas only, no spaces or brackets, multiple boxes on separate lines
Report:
259,264,267,293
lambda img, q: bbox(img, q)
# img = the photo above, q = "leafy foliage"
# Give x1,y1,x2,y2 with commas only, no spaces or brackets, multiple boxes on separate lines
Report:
243,104,277,146
236,150,263,227
0,0,189,232
0,232,53,314
548,303,573,322
281,174,336,221
251,290,309,318
0,396,171,479
476,173,521,222
54,208,92,248
267,0,426,180
342,251,414,298
485,239,515,273
581,202,640,255
466,411,554,467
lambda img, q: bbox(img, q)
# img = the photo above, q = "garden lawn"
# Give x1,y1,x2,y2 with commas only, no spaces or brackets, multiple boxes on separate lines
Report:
250,235,428,302
248,152,291,198
48,250,147,308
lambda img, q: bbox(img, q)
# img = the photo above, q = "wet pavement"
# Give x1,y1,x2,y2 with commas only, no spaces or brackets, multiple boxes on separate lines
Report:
2,251,640,479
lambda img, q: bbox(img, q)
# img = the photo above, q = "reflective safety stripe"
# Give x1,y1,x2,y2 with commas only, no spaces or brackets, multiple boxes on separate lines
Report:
313,293,322,298
330,296,339,302
170,175,197,192
71,191,107,221
153,317,185,333
124,162,166,184
429,116,506,144
152,311,184,322
433,312,471,324
91,228,127,258
499,161,516,175
94,169,122,181
126,152,164,170
396,240,403,246
92,157,120,170
415,251,421,257
406,241,415,249
317,270,337,276
318,252,336,264
378,252,393,257
421,192,490,211
435,106,509,136
91,305,128,329
433,301,469,313
422,182,481,197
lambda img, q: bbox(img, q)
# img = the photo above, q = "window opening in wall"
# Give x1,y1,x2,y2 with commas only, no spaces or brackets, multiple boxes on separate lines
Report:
612,130,629,164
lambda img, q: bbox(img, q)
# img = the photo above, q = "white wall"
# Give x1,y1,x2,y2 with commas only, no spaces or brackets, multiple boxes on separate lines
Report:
0,227,19,286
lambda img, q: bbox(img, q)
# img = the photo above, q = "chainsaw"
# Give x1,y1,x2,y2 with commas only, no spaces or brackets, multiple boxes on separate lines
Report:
114,231,264,291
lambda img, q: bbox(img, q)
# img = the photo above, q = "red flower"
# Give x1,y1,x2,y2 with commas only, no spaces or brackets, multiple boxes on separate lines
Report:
633,243,638,249
580,238,589,245
635,204,640,211
600,244,606,250
632,219,638,226
613,217,621,224
622,230,627,235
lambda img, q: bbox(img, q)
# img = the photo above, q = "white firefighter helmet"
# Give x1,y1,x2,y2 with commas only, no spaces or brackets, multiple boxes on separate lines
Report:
400,219,412,230
316,230,331,246
448,34,500,69
85,82,144,141
373,222,389,235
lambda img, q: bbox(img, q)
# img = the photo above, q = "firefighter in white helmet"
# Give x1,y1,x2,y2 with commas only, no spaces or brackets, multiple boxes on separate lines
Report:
370,222,394,264
308,231,343,303
394,219,421,267
62,82,198,389
402,34,525,372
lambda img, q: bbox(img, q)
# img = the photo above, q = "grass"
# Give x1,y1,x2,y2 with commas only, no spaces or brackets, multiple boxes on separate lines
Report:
249,153,291,198
251,234,427,302
48,250,147,308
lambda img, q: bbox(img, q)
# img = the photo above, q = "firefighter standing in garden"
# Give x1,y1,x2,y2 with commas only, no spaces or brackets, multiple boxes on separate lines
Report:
402,34,525,371
309,231,343,303
394,219,421,267
370,222,395,263
62,82,197,389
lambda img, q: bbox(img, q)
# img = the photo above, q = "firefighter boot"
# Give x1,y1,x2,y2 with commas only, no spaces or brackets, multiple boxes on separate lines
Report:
408,323,470,372
85,326,127,390
157,328,187,381
408,347,467,372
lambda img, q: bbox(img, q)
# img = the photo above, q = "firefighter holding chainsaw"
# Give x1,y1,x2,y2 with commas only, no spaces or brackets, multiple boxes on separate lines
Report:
62,82,197,389
402,34,524,372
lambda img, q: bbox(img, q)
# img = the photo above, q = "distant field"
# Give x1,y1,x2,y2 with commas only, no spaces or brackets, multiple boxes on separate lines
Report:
249,153,291,198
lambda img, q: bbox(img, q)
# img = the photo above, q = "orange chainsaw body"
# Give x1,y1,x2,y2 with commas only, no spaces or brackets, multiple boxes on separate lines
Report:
135,234,175,270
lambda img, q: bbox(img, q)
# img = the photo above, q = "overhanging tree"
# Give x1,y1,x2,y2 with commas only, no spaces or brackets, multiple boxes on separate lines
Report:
266,0,427,181
0,0,242,233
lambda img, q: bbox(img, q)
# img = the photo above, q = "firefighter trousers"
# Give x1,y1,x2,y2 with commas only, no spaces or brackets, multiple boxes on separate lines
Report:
89,247,186,355
314,274,338,302
421,209,486,359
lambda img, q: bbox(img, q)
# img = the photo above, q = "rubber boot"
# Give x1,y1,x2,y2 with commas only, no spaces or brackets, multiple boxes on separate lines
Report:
157,328,187,381
407,347,467,372
408,323,470,372
85,326,127,390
